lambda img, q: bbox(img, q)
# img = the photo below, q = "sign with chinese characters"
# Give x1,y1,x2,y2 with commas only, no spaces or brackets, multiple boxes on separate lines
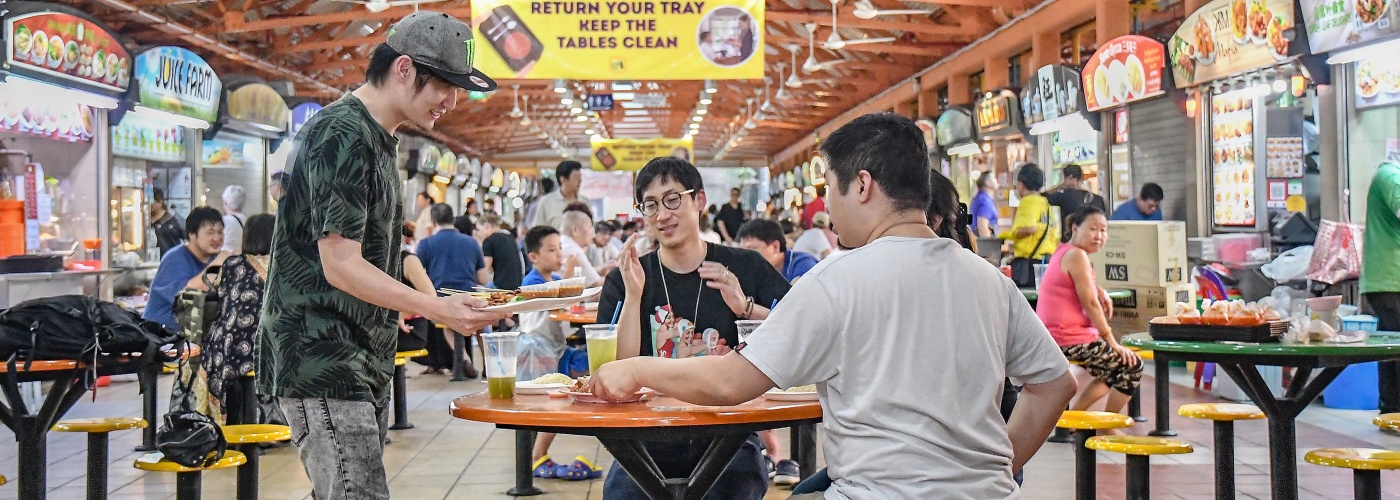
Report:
1170,0,1295,88
1301,0,1400,53
133,46,220,122
226,83,288,132
1084,35,1166,111
3,7,132,95
589,136,693,171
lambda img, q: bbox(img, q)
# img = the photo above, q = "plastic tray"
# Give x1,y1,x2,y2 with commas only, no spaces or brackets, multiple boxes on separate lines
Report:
1148,317,1290,343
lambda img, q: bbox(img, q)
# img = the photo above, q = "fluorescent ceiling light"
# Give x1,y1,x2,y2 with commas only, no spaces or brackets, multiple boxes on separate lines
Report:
620,102,646,109
553,79,568,93
623,110,649,116
613,92,636,100
946,142,982,156
613,81,637,91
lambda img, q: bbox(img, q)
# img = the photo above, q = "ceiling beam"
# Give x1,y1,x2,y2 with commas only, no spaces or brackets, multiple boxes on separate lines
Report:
274,34,383,55
222,5,472,33
765,9,978,38
765,35,957,57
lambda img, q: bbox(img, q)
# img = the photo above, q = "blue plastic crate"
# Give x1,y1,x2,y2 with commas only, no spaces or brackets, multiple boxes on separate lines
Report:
1323,362,1379,411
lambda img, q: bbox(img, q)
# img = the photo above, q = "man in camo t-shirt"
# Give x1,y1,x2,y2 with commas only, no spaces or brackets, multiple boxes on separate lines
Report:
256,12,506,500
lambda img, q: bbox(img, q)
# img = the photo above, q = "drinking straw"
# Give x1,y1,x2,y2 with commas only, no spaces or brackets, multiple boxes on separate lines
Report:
771,299,778,309
610,299,623,326
484,326,507,378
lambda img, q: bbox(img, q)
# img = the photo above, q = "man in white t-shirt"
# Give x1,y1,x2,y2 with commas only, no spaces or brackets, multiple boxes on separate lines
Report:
592,113,1075,500
559,210,603,287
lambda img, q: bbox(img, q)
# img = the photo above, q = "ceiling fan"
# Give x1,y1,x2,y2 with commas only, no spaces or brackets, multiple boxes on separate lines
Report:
333,0,446,13
824,0,896,51
784,45,804,88
851,0,934,19
802,23,847,73
774,63,795,100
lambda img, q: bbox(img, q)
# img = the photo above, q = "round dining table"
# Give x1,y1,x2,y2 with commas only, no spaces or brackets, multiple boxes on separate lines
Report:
451,391,822,500
1123,332,1400,500
549,309,598,325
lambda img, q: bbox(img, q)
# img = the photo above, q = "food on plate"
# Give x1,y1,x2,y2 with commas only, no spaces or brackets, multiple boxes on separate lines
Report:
786,385,817,392
1248,0,1270,42
1357,0,1388,25
558,284,584,297
482,291,519,306
1267,14,1291,60
1126,55,1145,97
105,54,119,83
519,285,559,299
1230,0,1248,42
568,376,592,392
47,35,63,69
30,31,48,63
1172,36,1197,83
63,41,78,70
13,26,32,61
1094,68,1111,105
1176,302,1203,324
1193,16,1215,62
531,373,573,385
92,48,106,79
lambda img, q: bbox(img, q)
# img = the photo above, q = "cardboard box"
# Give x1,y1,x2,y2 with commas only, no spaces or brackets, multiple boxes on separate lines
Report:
1090,221,1189,288
1107,283,1196,337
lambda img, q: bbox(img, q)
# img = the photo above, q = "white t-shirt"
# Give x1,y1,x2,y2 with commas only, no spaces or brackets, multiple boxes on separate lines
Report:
792,229,832,258
221,213,245,253
534,191,592,230
740,237,1068,500
561,235,603,287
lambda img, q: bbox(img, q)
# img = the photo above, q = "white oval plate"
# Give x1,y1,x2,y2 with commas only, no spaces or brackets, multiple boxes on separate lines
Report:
481,287,604,313
765,390,819,402
516,382,566,395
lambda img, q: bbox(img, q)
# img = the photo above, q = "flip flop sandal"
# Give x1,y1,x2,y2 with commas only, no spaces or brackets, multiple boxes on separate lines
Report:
532,456,560,479
561,456,603,481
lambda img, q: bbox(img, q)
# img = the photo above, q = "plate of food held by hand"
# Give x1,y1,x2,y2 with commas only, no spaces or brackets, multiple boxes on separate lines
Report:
765,385,819,402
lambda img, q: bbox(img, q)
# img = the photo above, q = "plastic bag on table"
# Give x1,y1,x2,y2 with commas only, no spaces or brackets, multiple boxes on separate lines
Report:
515,332,561,382
1307,219,1365,285
1262,246,1313,282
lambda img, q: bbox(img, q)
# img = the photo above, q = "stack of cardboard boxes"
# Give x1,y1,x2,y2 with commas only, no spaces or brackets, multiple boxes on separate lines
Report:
1089,221,1196,337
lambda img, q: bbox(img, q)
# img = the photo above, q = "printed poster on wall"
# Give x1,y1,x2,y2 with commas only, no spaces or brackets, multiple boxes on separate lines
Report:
1354,56,1400,109
1170,0,1294,88
3,7,132,95
471,0,765,80
289,102,322,137
1301,0,1400,53
133,46,220,123
1021,65,1085,127
1084,35,1165,111
590,137,693,171
1265,136,1304,178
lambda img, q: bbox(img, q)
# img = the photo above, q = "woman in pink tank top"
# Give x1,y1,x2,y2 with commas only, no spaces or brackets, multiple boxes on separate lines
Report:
1035,206,1142,415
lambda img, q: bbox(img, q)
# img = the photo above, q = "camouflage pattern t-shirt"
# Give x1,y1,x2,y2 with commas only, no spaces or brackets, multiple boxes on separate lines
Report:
256,94,403,403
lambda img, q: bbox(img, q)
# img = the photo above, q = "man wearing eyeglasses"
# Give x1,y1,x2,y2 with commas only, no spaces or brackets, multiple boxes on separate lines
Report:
595,157,791,499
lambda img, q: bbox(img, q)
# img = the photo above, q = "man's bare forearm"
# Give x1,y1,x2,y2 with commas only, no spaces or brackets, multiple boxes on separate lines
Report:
617,293,644,358
321,239,434,317
1007,371,1076,472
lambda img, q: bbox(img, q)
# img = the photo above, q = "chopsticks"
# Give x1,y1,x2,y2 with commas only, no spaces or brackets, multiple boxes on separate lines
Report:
438,288,479,295
439,286,515,295
475,286,514,292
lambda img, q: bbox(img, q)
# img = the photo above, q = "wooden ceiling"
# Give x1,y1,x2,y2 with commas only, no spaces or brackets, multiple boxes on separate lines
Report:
64,0,1035,162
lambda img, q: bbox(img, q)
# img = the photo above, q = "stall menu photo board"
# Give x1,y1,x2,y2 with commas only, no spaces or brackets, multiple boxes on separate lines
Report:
1301,0,1400,53
975,91,1019,137
589,137,693,171
419,145,441,176
438,150,457,179
935,107,974,148
133,47,220,123
289,102,322,138
1084,35,1166,111
113,113,184,162
0,95,92,142
472,0,764,80
227,83,288,132
1265,136,1305,178
1170,0,1294,88
1355,56,1400,108
1021,65,1085,127
1211,89,1258,227
4,8,131,94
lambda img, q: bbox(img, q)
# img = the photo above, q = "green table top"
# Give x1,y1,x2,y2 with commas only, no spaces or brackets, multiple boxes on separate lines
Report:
1020,289,1133,301
1122,332,1400,357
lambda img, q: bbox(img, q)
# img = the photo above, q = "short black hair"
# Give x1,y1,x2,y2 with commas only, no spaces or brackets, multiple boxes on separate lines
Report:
778,219,797,235
928,170,970,249
243,214,276,256
594,221,616,235
540,177,556,194
730,187,741,196
430,203,454,226
634,156,703,203
403,222,414,239
556,161,584,183
453,215,476,235
1063,165,1083,180
186,206,223,239
976,171,995,190
622,220,640,232
736,219,786,252
365,44,443,91
418,191,434,203
525,225,560,254
815,184,827,197
1016,163,1045,192
820,113,930,212
1140,183,1164,201
1067,205,1107,231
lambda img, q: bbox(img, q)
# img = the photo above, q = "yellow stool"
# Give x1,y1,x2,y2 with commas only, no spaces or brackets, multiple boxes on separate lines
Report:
1177,403,1264,500
1306,448,1400,499
134,450,246,500
1086,435,1193,500
391,349,430,430
53,417,147,500
1058,410,1133,500
1373,413,1400,432
223,425,291,500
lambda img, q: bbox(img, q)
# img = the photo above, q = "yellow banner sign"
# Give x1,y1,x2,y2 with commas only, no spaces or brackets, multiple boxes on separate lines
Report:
472,0,764,80
590,137,693,171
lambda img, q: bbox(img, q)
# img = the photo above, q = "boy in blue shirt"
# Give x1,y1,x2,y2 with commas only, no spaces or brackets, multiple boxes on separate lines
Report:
518,226,598,480
1111,183,1165,221
736,219,819,283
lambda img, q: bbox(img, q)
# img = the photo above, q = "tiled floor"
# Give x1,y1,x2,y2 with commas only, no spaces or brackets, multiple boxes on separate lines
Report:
1,361,1398,499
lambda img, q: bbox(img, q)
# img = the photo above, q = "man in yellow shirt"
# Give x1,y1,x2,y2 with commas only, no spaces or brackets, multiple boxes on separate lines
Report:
999,164,1059,260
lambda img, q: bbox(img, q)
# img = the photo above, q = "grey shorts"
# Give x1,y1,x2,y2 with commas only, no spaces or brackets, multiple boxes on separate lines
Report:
280,397,391,500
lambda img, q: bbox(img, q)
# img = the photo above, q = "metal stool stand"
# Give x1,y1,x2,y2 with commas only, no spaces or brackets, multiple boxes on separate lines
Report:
509,430,543,496
1150,360,1177,436
1127,387,1146,422
54,418,148,500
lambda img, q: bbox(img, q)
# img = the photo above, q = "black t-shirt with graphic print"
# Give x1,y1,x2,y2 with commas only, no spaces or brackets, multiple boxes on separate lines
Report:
598,243,790,358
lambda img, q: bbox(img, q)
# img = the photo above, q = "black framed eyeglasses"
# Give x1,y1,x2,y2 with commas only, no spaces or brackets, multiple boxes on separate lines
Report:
635,189,697,217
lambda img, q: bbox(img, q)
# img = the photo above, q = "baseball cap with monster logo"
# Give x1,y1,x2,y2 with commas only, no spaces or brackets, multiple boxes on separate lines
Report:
384,11,497,92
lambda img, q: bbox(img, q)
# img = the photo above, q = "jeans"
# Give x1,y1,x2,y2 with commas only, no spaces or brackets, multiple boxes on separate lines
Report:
603,434,768,500
280,397,391,500
1368,293,1400,413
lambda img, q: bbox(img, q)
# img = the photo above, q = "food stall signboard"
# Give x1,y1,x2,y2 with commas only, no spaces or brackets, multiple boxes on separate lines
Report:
975,90,1022,138
589,137,693,171
227,83,288,132
1300,0,1400,53
1022,65,1086,127
471,0,765,80
1210,88,1258,228
1354,56,1400,109
133,47,220,123
289,102,322,137
1084,35,1166,111
934,107,974,148
4,8,132,94
1169,0,1295,89
0,95,92,142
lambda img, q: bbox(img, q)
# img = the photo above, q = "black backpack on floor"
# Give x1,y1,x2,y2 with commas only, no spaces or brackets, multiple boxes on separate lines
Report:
0,295,181,370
